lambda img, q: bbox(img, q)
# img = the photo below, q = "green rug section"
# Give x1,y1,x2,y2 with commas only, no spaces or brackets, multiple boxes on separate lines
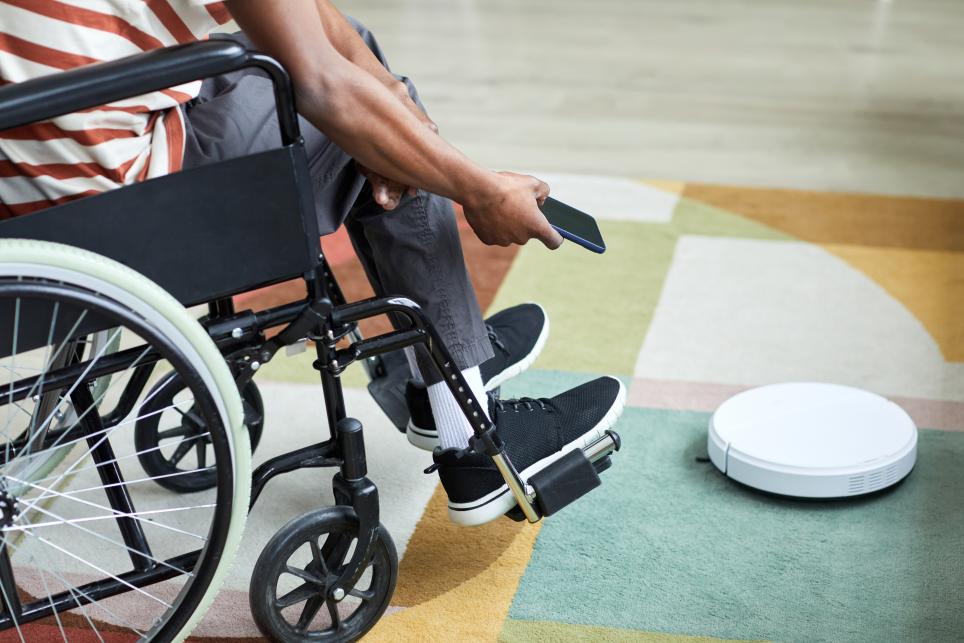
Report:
489,220,675,376
487,196,791,377
500,618,762,643
670,197,790,242
509,402,964,643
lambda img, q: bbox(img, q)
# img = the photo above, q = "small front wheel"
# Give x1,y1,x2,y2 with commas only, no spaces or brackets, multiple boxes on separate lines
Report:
249,506,397,642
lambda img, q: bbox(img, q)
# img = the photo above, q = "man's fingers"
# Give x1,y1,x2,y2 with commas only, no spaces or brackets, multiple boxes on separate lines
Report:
539,226,564,250
374,183,389,205
534,213,563,250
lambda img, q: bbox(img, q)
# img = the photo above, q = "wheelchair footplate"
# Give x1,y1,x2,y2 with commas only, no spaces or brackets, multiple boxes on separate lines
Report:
504,430,621,522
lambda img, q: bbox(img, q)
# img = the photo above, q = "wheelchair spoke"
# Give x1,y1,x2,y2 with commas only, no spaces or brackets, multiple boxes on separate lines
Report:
22,413,204,490
21,530,173,608
322,534,352,575
27,467,217,501
14,340,148,480
285,565,325,586
325,598,342,630
15,403,202,505
7,505,212,533
34,551,69,643
8,497,194,579
295,595,324,632
195,440,207,469
168,439,194,467
157,426,190,440
10,476,210,541
274,582,315,609
11,327,122,464
1,305,83,450
309,538,323,569
348,585,375,601
0,540,24,642
4,521,139,640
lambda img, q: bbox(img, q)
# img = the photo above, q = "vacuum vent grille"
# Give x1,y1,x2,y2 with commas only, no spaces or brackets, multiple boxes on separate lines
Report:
847,474,866,494
848,464,901,495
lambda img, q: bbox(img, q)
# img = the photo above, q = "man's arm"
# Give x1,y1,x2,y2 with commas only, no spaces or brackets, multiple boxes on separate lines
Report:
311,1,434,130
223,0,562,248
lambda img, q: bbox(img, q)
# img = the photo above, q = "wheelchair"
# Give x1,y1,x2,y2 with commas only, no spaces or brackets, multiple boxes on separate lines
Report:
0,40,621,641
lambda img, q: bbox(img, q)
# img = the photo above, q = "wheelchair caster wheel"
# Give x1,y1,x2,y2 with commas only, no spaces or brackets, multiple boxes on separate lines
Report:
134,372,264,492
250,506,398,642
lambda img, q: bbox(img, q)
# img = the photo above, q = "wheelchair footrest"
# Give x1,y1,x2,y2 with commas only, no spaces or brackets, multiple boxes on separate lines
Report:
530,449,601,517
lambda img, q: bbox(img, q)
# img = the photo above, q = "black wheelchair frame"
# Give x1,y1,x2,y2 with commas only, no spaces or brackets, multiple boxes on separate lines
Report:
0,39,619,638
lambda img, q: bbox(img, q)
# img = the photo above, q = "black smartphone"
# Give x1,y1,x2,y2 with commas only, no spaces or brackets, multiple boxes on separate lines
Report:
539,197,606,253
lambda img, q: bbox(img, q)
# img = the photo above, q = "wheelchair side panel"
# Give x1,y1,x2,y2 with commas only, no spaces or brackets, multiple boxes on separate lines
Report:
0,145,321,308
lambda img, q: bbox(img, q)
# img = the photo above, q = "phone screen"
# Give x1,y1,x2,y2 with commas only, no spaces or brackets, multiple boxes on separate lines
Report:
539,197,606,253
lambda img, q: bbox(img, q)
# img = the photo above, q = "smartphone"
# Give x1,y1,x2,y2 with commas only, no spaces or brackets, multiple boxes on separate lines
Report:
539,197,606,254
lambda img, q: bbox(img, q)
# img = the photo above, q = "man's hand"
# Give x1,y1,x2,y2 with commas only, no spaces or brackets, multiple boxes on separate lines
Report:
462,172,564,249
357,162,412,210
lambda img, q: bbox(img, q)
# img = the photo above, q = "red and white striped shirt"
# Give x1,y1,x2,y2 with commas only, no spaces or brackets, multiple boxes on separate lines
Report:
0,0,232,218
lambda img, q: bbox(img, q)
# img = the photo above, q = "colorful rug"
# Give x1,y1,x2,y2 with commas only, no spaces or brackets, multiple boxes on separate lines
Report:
188,176,964,642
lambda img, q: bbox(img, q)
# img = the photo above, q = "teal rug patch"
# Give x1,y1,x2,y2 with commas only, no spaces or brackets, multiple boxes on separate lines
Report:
510,406,964,642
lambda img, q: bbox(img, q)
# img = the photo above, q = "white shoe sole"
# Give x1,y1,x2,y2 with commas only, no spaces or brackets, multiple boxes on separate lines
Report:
406,418,439,451
406,303,550,452
446,377,627,527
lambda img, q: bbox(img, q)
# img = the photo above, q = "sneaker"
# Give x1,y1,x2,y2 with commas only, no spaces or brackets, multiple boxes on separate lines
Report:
406,303,549,450
479,303,549,389
429,376,626,526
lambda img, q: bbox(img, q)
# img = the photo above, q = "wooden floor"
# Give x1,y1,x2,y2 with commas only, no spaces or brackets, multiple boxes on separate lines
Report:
352,0,964,198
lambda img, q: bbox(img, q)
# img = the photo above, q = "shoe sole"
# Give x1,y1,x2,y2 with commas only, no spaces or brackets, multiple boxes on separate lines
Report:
446,377,627,527
406,303,550,452
406,419,440,451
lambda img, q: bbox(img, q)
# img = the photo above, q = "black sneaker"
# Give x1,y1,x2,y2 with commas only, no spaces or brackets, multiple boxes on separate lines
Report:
429,376,626,526
406,303,549,451
479,302,549,389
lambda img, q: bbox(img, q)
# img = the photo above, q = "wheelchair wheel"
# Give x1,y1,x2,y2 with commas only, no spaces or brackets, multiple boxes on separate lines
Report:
0,239,251,642
134,373,264,493
249,506,397,642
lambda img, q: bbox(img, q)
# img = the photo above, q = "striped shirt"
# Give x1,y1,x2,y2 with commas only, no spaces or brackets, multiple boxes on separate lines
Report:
0,0,232,218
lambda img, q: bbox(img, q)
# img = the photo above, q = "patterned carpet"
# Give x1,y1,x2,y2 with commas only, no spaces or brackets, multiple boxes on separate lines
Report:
187,177,964,642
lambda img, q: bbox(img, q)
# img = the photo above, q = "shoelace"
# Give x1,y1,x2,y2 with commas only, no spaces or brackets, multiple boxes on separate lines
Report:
486,324,510,355
494,396,552,413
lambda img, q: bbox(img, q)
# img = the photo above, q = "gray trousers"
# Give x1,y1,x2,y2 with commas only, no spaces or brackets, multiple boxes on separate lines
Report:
180,25,492,383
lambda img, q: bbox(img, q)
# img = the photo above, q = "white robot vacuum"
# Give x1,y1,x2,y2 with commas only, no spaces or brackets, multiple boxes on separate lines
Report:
708,383,918,498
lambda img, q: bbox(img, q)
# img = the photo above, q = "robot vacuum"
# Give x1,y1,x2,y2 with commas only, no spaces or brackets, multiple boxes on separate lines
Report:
708,383,917,498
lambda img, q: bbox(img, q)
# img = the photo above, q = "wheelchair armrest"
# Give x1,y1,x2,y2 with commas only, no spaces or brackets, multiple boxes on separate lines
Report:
0,40,300,144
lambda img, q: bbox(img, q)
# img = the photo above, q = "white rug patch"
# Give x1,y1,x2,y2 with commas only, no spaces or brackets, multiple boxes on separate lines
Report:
634,235,964,401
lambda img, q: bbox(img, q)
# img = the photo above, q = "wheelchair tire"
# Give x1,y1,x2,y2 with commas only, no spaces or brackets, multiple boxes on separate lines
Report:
134,373,264,493
0,239,251,642
249,506,397,642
